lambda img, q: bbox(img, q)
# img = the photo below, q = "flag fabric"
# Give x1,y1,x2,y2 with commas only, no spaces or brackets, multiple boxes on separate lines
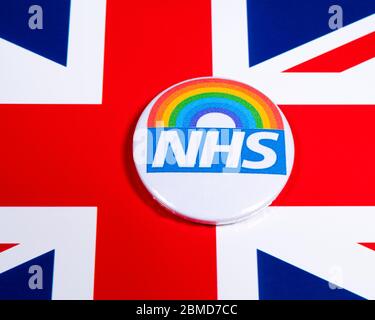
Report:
0,0,374,299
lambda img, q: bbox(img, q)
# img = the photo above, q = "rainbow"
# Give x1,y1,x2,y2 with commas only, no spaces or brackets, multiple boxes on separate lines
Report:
148,78,283,129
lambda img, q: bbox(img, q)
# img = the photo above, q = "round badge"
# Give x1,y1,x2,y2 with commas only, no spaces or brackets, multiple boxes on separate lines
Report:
133,77,294,225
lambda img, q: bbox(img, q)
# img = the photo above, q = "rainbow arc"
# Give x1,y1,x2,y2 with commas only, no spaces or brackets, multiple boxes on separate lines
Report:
148,78,283,130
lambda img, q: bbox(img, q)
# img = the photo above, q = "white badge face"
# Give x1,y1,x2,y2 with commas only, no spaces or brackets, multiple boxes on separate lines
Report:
133,77,294,225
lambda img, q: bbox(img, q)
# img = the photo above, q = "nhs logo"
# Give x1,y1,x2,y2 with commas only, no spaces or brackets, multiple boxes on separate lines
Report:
147,127,286,175
134,78,294,224
145,78,288,175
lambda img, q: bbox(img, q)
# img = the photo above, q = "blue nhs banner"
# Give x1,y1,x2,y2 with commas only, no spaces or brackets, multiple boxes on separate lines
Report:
147,128,286,175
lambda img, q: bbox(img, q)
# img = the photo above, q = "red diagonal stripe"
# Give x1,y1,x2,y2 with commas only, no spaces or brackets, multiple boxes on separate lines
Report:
0,243,18,253
359,243,375,251
284,32,375,73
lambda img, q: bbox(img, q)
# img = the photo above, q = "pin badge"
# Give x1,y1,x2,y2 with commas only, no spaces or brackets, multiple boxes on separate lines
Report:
133,78,294,224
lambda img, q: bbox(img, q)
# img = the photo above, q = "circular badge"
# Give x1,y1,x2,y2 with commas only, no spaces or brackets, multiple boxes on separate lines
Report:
133,78,294,224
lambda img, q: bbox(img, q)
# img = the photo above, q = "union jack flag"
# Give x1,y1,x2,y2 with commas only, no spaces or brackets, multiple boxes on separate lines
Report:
0,0,374,299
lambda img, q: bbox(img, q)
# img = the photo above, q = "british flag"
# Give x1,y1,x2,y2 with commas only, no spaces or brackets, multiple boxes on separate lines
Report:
0,0,374,300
